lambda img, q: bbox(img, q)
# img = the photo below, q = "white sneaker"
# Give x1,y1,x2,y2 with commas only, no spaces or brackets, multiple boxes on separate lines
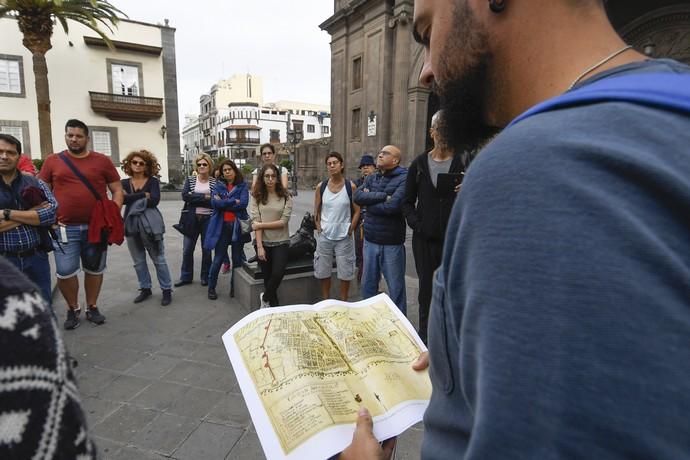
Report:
259,292,269,309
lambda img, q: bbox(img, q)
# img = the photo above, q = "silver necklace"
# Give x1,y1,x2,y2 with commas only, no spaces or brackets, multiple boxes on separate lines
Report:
568,45,634,90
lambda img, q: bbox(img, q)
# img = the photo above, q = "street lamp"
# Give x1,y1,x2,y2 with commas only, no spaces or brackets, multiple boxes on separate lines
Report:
286,128,303,196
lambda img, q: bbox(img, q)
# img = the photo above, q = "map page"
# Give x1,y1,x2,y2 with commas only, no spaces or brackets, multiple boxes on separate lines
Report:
222,293,431,460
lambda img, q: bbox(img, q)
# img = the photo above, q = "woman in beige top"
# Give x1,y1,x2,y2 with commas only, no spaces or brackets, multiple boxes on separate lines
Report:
250,163,293,307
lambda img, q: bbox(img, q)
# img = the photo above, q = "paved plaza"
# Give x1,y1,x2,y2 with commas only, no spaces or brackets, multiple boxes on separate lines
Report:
53,190,424,459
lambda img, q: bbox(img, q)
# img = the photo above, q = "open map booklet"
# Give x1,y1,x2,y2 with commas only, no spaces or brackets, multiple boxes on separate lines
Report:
222,293,432,460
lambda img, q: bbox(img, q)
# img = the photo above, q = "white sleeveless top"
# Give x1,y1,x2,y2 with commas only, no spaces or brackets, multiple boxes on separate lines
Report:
321,184,351,241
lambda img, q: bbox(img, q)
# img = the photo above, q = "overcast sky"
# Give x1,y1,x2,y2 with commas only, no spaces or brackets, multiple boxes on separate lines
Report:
111,0,334,119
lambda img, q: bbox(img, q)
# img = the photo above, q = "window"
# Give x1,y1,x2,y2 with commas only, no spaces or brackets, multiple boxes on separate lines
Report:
351,108,361,139
293,120,304,133
352,56,362,90
307,124,315,133
270,129,280,143
112,64,139,95
0,125,23,146
0,55,24,97
108,59,143,96
88,127,119,163
0,120,30,153
92,131,113,156
322,126,330,135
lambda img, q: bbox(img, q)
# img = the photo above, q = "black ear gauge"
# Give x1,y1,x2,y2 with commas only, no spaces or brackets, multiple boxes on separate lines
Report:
489,0,506,13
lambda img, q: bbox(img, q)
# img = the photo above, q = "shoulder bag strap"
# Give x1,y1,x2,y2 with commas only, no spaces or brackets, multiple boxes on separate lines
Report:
58,152,102,201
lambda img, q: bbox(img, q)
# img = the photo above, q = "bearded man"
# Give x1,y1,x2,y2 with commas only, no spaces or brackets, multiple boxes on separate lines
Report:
341,1,690,459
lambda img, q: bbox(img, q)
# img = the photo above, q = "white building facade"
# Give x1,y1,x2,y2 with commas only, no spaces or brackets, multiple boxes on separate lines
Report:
181,114,201,175
0,17,181,182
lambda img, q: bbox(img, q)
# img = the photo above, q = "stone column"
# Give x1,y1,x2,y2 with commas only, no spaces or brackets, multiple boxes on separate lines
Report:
161,23,183,185
388,1,414,163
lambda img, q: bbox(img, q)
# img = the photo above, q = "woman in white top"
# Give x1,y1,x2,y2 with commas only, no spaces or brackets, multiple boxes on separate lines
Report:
175,153,216,287
252,143,289,191
250,163,293,307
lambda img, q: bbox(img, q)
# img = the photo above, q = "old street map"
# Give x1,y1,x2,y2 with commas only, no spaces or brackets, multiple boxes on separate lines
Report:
222,294,431,460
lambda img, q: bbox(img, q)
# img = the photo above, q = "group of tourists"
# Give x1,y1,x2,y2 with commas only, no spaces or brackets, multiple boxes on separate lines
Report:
0,109,469,348
172,143,293,308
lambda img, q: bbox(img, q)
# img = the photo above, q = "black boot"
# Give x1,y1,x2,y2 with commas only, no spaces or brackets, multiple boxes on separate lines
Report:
133,288,152,304
208,288,218,300
161,289,172,306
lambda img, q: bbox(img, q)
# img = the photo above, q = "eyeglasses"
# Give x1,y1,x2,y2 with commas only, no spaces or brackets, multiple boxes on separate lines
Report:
131,160,146,166
197,163,208,167
263,174,277,180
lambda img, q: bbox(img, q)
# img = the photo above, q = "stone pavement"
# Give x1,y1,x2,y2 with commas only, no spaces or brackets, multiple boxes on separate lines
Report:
53,190,425,460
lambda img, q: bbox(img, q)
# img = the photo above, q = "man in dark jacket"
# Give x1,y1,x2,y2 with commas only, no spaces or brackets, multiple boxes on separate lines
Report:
402,111,469,343
0,133,57,306
354,145,408,313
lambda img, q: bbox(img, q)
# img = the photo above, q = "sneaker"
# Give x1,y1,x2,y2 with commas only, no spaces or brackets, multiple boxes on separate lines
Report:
221,263,231,274
259,292,270,309
86,306,106,325
133,288,152,304
64,308,81,330
161,289,172,306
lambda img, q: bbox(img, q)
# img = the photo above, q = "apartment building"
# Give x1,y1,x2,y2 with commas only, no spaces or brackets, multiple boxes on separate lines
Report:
0,17,181,182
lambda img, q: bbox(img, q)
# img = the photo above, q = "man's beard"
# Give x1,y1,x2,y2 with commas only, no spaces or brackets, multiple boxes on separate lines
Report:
68,145,86,155
433,3,501,154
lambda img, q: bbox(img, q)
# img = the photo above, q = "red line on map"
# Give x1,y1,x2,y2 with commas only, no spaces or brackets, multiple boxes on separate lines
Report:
261,319,272,349
263,352,276,382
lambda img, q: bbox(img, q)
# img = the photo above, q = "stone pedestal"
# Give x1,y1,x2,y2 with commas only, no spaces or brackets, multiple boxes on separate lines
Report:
234,259,351,311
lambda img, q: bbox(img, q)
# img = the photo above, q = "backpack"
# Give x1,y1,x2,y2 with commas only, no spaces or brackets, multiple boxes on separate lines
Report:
508,73,690,127
319,178,354,217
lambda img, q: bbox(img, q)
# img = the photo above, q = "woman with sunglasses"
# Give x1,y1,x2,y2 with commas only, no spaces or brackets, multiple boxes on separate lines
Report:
175,153,216,287
252,143,289,191
203,159,249,300
250,163,293,307
121,150,173,306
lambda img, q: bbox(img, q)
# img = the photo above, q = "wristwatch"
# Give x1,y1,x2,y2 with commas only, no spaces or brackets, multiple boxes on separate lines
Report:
2,209,10,221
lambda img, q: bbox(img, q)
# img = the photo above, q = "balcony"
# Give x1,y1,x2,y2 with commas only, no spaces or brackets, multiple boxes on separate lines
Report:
226,136,260,145
89,92,164,122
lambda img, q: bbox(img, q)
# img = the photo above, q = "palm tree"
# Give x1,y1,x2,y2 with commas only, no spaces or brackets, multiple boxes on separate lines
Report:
0,0,124,158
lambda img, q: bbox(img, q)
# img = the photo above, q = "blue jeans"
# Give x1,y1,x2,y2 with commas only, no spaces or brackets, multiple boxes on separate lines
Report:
126,235,172,290
6,250,52,307
207,222,245,291
361,240,407,314
179,215,211,282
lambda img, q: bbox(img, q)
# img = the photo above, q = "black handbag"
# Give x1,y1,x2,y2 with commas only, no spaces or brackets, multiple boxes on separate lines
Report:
172,203,198,237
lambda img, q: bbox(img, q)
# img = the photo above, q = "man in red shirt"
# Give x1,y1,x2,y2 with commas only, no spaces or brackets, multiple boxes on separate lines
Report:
39,119,123,330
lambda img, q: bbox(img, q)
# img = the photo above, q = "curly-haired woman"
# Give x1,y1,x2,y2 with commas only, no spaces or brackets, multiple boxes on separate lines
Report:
250,163,292,307
121,150,173,306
